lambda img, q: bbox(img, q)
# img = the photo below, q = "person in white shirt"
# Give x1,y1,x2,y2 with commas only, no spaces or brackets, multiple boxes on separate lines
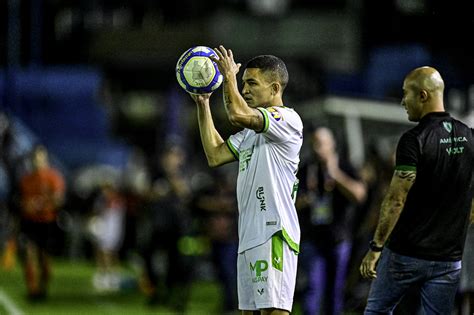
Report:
189,45,303,315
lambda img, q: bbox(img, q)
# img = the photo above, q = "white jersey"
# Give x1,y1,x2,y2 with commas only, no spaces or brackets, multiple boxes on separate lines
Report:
226,106,303,254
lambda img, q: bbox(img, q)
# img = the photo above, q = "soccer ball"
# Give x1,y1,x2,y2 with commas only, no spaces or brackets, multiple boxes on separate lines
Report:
176,46,223,95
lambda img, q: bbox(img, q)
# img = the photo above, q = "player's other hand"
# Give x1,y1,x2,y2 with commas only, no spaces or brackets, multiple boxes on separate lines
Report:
210,45,241,80
360,250,381,279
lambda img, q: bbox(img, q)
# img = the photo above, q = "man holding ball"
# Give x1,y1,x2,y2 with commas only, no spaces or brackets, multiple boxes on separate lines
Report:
189,45,303,315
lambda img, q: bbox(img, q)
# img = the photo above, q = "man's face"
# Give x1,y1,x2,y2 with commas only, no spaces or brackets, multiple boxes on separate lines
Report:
241,68,274,108
32,149,48,170
401,79,423,122
312,128,335,161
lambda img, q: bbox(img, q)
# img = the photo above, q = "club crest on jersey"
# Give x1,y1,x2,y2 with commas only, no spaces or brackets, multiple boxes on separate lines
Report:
443,121,452,133
268,107,283,121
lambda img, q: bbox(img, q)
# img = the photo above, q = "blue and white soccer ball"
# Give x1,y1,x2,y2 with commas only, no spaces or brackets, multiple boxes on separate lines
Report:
176,46,223,95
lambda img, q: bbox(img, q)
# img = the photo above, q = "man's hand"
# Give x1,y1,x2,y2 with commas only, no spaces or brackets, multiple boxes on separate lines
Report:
189,92,212,106
210,45,241,81
360,250,382,279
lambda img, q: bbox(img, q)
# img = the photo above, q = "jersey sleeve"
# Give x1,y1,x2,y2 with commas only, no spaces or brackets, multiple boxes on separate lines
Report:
226,130,246,160
395,131,419,171
256,107,302,143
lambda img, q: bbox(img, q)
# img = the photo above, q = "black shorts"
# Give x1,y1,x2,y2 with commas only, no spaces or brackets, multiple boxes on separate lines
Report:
19,219,58,252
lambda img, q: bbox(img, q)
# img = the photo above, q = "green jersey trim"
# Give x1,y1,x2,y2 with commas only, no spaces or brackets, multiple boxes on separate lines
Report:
256,107,270,133
226,138,239,160
271,234,284,272
395,165,417,172
277,229,300,254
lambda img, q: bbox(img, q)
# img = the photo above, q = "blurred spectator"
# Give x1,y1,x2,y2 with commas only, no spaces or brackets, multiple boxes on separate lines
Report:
139,143,193,311
88,181,126,292
17,145,66,301
296,126,366,315
344,142,395,311
193,166,239,314
460,221,474,315
119,147,151,260
0,112,14,269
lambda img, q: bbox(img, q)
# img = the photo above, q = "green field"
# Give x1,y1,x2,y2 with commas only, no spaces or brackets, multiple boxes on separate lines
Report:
0,259,228,315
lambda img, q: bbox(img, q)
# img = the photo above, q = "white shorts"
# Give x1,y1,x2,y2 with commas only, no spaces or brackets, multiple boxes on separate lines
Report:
237,232,298,312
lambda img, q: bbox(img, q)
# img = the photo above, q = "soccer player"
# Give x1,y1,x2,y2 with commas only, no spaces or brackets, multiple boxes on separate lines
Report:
188,45,303,315
359,66,474,314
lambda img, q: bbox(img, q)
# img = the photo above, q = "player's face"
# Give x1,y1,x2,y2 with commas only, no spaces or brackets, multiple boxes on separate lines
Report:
241,68,274,108
401,79,423,122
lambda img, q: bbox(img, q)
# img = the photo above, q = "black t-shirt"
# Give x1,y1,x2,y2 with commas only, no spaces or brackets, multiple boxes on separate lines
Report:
387,112,474,261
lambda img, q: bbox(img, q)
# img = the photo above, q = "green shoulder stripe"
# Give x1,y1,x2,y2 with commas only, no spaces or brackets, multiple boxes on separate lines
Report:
395,165,417,172
256,107,269,133
226,138,239,160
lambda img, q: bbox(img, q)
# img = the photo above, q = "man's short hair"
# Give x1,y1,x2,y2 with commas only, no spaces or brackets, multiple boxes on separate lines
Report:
245,55,289,91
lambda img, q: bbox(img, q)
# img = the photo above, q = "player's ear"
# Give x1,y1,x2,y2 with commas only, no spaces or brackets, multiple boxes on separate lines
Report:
271,82,280,96
419,89,428,102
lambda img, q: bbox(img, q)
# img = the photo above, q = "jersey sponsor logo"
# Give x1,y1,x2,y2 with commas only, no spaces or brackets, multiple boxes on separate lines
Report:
268,107,283,121
446,147,464,155
443,121,452,133
239,146,254,172
439,136,467,155
439,136,467,144
256,186,266,211
257,288,265,295
250,260,268,283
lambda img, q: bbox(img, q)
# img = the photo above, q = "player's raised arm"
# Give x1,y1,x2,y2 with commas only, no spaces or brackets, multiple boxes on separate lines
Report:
190,93,236,167
211,45,265,132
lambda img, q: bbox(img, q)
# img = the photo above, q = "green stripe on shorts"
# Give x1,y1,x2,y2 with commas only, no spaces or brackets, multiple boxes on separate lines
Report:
272,233,284,272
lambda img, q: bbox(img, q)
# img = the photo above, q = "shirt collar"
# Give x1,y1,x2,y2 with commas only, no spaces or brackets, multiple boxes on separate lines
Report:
420,111,450,123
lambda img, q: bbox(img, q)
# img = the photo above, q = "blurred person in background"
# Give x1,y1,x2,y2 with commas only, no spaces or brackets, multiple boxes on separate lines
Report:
189,45,303,315
193,167,239,314
360,66,474,314
139,143,193,311
17,144,66,301
344,142,395,311
120,147,151,261
0,112,14,269
295,126,366,315
88,181,126,292
460,207,474,315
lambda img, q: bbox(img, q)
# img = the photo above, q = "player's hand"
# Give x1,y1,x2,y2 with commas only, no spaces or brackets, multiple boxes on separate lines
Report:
360,250,381,279
211,45,241,80
189,92,212,105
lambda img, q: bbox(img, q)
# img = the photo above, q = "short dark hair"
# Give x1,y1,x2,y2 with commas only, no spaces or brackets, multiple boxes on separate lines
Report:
245,55,289,91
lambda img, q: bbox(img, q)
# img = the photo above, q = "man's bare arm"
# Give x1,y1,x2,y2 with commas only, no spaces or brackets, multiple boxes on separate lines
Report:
192,93,236,167
222,81,264,131
372,169,416,246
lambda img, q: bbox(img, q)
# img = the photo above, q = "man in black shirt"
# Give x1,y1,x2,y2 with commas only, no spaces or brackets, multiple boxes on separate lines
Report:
359,66,474,314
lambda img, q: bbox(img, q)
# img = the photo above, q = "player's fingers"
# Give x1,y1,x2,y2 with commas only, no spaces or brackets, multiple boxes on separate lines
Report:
360,263,366,278
228,49,234,60
219,45,228,58
213,48,223,60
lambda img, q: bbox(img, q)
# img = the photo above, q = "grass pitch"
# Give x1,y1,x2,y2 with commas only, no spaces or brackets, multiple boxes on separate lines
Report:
0,258,224,315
